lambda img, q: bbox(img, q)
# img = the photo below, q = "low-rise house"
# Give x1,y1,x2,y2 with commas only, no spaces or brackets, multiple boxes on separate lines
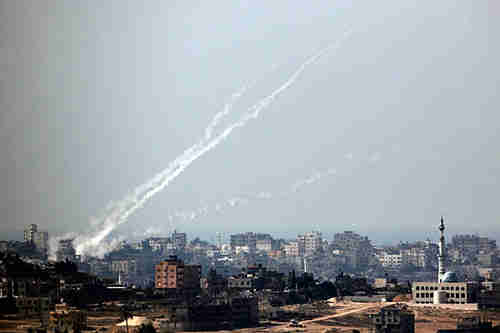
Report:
227,275,252,289
48,303,87,333
370,305,415,333
16,297,51,316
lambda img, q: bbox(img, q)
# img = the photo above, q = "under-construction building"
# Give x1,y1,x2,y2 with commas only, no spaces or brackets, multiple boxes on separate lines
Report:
370,305,415,333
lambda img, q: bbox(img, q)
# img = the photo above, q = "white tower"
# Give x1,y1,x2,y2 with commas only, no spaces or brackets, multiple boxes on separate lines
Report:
438,217,446,283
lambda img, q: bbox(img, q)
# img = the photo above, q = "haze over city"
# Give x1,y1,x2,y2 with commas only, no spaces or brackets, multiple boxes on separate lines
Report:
1,1,499,248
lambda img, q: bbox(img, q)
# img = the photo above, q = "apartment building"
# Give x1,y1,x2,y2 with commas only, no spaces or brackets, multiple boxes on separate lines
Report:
155,256,201,296
298,231,322,257
381,253,403,268
230,232,257,254
283,241,300,257
332,231,373,269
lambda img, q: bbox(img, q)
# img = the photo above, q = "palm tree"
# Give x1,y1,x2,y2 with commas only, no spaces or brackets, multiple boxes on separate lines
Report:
119,308,133,333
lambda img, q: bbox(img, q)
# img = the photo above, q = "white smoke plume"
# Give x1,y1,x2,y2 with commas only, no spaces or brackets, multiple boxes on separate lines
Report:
107,144,389,243
132,166,340,236
291,168,337,193
71,31,351,258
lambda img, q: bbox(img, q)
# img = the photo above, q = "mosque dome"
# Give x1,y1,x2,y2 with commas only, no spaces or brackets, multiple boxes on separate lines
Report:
441,271,458,282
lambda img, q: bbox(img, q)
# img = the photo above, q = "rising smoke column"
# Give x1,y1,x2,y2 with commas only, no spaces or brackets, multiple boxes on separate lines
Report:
73,31,351,257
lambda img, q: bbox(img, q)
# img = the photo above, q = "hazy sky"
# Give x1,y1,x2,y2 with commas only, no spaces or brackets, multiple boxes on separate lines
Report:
1,1,499,245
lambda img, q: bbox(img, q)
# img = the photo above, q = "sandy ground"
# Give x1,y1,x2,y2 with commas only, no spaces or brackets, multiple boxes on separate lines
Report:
2,302,499,333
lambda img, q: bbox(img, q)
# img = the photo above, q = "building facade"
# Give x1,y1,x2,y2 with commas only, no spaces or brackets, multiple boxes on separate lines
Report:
155,256,201,296
283,241,300,257
230,232,257,254
381,253,403,268
370,306,415,333
56,239,76,262
412,281,479,304
297,231,322,257
33,231,49,255
332,231,373,269
24,224,38,243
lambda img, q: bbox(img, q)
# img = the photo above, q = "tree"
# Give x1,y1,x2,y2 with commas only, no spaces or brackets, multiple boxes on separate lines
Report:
120,308,133,333
137,323,156,333
288,270,297,290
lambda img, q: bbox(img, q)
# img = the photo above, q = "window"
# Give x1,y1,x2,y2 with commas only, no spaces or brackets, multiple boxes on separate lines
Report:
461,293,465,298
416,286,420,290
416,293,419,298
461,287,465,291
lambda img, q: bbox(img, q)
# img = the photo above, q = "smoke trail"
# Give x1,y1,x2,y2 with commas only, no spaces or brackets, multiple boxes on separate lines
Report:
291,168,337,193
135,166,340,235
74,31,351,257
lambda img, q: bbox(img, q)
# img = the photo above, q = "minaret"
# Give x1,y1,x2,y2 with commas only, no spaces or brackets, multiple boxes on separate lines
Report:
438,217,446,283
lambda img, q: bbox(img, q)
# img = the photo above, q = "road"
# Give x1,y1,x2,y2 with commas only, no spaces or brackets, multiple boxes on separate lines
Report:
299,303,378,325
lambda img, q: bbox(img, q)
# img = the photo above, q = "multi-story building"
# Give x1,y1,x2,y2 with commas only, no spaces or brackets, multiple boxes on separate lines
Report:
256,234,273,253
227,275,252,289
451,234,497,259
215,232,225,249
172,230,187,253
147,237,170,252
332,231,373,269
381,253,403,268
56,239,76,262
230,232,257,254
88,259,112,278
478,252,499,267
370,305,415,333
111,259,137,282
400,248,424,268
24,224,38,243
155,256,201,297
283,241,300,257
48,303,87,333
16,297,51,317
297,231,322,257
33,231,49,255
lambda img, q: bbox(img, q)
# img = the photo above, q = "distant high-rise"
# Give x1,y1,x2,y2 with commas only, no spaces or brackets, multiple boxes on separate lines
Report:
332,231,373,269
297,231,322,257
230,232,257,254
33,231,49,255
56,239,76,262
24,224,37,243
172,230,186,253
215,232,225,249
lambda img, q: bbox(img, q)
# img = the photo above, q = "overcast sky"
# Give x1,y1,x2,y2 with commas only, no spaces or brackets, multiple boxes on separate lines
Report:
1,1,499,245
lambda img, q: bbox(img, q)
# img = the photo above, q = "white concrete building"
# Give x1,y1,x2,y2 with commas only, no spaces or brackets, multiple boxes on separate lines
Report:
381,253,403,267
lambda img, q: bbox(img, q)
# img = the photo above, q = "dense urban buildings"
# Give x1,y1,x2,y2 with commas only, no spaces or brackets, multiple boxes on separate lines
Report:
1,221,499,332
